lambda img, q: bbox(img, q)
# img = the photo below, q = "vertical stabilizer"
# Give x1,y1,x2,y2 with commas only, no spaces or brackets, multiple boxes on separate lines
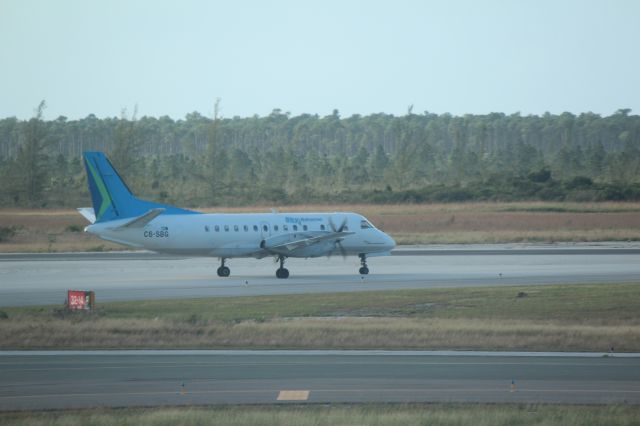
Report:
83,151,197,223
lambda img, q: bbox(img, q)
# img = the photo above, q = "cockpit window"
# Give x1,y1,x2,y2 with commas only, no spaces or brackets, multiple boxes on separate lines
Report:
360,220,373,229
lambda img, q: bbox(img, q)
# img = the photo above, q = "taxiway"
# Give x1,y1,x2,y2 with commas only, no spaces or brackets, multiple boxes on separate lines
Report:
1,245,640,307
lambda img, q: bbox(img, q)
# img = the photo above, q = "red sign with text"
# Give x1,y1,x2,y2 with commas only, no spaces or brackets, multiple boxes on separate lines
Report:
68,290,89,310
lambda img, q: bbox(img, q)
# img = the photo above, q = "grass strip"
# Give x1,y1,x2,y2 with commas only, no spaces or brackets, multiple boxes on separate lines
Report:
1,403,639,426
1,283,639,351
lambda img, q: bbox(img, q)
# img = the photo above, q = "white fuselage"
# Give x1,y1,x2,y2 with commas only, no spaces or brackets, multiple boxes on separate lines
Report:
86,212,395,259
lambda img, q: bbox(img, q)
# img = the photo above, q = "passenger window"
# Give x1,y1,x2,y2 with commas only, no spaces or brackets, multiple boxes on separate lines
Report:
274,225,279,231
303,225,308,231
293,225,298,231
224,225,229,232
244,225,248,232
214,225,220,232
234,225,239,232
254,225,258,231
263,225,268,232
205,225,210,232
283,225,288,231
320,224,325,231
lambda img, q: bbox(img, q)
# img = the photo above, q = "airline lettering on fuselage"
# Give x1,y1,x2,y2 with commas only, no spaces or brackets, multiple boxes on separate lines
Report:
144,230,169,238
285,217,322,224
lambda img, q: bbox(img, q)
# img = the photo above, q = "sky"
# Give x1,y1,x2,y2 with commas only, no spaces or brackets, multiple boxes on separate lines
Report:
1,0,639,120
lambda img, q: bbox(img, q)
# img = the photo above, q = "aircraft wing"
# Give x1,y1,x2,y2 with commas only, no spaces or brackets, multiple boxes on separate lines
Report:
265,231,354,252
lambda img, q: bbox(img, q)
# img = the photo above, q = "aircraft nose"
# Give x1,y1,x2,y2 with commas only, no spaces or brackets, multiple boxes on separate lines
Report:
382,232,396,251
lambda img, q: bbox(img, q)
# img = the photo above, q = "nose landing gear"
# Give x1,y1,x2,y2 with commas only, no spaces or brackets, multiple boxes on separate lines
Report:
276,255,289,279
358,253,369,275
217,258,230,277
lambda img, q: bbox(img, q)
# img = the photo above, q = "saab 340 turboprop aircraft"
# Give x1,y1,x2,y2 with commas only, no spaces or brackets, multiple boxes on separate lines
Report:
79,151,396,278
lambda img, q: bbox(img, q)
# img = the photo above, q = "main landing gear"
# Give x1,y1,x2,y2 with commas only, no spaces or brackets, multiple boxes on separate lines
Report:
276,255,289,279
359,253,369,275
217,258,230,277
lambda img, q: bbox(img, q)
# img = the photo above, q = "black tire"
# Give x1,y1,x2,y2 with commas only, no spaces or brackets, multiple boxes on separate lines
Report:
359,266,369,275
276,268,289,279
218,266,230,277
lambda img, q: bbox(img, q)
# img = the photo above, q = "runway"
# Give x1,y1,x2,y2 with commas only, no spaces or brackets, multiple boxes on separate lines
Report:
1,350,639,410
2,244,640,307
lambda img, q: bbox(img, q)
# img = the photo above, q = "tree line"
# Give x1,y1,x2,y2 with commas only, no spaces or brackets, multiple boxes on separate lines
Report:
1,104,639,208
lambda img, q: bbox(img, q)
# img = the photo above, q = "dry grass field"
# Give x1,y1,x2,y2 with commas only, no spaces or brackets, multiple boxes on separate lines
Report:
1,316,636,352
1,202,640,251
2,283,638,352
2,404,639,426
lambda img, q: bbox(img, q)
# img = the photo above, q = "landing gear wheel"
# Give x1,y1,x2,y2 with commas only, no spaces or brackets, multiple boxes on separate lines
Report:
217,258,230,277
358,253,369,275
217,266,230,277
276,268,289,279
275,256,289,279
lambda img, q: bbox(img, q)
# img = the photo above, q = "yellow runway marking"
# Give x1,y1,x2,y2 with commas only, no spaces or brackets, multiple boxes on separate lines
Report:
277,390,310,401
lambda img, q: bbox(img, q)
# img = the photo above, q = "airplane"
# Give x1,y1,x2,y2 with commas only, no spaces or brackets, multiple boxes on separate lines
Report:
78,151,396,278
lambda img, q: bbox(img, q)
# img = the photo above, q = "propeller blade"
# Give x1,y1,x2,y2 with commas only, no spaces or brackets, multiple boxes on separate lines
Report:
328,216,337,232
328,216,347,233
329,240,347,260
337,240,347,260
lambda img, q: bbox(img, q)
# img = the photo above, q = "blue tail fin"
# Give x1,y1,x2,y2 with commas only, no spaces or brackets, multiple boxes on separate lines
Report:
83,151,197,223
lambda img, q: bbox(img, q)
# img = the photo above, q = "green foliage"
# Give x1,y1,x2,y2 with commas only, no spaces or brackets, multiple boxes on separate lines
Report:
0,226,17,242
65,224,83,233
0,109,639,206
11,101,49,207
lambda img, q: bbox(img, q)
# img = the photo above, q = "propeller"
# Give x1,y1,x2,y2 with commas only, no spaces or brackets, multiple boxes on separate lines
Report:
335,239,347,259
328,216,348,259
328,216,347,233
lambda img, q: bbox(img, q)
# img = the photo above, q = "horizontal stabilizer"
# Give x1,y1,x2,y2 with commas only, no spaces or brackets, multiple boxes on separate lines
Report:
114,208,165,229
77,207,96,224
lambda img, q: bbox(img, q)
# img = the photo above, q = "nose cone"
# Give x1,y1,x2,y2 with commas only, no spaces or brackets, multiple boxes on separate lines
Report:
379,231,396,252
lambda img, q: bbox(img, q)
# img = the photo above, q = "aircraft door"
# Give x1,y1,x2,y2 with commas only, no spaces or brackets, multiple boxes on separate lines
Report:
260,221,271,239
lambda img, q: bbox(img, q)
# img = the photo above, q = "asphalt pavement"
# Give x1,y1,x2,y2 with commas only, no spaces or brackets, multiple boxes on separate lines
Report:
1,245,640,306
1,350,639,410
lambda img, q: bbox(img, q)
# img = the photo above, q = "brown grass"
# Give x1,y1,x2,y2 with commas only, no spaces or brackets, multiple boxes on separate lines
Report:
2,283,639,351
393,229,640,244
1,317,638,352
2,202,640,252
